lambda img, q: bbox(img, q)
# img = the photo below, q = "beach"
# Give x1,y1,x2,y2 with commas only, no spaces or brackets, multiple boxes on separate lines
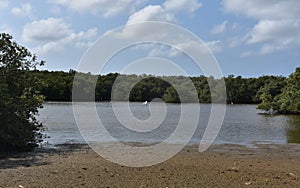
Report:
1,143,300,187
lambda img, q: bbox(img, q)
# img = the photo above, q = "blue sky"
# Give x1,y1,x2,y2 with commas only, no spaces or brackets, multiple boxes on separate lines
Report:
0,0,299,77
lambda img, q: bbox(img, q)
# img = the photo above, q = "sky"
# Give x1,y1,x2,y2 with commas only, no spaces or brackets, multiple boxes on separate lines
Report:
0,0,299,77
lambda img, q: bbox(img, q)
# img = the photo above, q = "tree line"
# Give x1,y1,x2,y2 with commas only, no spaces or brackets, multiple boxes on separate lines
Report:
30,68,299,114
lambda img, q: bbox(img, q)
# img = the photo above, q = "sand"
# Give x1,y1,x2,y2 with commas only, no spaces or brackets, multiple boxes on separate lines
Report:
0,143,300,187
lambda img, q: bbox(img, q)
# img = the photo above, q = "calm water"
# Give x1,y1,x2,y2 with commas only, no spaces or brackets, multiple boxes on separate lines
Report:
38,102,300,147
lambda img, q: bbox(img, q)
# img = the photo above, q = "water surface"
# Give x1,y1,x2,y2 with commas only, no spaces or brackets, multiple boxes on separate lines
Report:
38,102,300,147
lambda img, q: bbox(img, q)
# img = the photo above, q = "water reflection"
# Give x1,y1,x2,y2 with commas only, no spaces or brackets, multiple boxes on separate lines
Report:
38,102,300,146
287,115,300,143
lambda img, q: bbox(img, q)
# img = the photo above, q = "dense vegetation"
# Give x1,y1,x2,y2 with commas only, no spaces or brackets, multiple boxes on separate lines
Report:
0,33,44,151
30,67,299,114
258,68,300,114
29,68,292,104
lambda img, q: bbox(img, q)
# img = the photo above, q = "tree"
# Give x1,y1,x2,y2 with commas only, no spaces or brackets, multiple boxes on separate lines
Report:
278,67,300,114
257,68,300,114
0,33,44,151
163,86,180,103
257,77,286,112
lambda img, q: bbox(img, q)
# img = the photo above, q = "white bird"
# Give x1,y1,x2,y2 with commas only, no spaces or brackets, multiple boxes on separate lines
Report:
142,101,148,105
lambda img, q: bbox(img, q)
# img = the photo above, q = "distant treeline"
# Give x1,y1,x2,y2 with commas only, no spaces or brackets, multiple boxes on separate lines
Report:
31,69,290,105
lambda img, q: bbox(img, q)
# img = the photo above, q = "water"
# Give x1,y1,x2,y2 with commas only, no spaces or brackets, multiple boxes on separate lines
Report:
38,102,300,147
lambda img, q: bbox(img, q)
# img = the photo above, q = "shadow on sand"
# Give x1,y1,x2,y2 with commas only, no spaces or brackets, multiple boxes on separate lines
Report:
0,144,88,169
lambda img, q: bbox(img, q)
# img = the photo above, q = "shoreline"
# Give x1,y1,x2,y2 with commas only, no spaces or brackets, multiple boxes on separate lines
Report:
41,139,291,150
1,143,300,187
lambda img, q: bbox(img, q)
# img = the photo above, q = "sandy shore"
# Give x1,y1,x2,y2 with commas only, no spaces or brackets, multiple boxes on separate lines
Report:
1,143,300,187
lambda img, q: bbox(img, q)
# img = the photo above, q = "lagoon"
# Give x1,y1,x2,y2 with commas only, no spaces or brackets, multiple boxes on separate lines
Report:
38,102,300,147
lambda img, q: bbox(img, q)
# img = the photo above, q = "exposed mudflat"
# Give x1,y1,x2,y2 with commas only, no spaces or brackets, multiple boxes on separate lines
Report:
1,144,300,187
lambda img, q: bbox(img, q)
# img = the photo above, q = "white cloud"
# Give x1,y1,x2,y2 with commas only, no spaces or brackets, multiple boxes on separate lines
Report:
127,5,175,25
127,0,202,24
240,44,287,57
11,3,33,18
49,0,145,17
34,28,98,55
222,0,300,20
22,18,98,55
147,45,179,58
247,20,300,45
171,40,222,56
163,0,202,13
146,39,222,58
211,20,228,34
0,0,9,9
123,3,179,39
102,0,203,59
260,44,287,55
222,0,300,55
50,0,202,18
228,36,247,48
22,18,72,42
206,40,223,53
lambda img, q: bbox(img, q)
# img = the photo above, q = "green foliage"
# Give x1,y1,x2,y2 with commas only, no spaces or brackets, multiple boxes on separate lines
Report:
257,76,286,111
163,86,180,103
96,73,118,101
111,75,171,102
0,33,44,151
278,68,300,114
73,72,97,101
224,75,268,104
208,77,227,104
32,70,74,101
31,70,293,106
19,56,299,115
191,76,210,102
129,76,171,102
257,68,300,114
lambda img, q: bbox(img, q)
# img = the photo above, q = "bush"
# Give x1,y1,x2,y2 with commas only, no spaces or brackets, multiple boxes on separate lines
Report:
0,33,44,151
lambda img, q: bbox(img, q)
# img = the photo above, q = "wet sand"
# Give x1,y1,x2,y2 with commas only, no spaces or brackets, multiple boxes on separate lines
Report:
1,144,300,187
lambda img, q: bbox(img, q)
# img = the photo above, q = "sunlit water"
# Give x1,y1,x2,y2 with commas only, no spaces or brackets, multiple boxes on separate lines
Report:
37,102,300,147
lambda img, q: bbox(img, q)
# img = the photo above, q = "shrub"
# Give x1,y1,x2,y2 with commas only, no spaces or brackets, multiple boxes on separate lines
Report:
0,33,44,151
